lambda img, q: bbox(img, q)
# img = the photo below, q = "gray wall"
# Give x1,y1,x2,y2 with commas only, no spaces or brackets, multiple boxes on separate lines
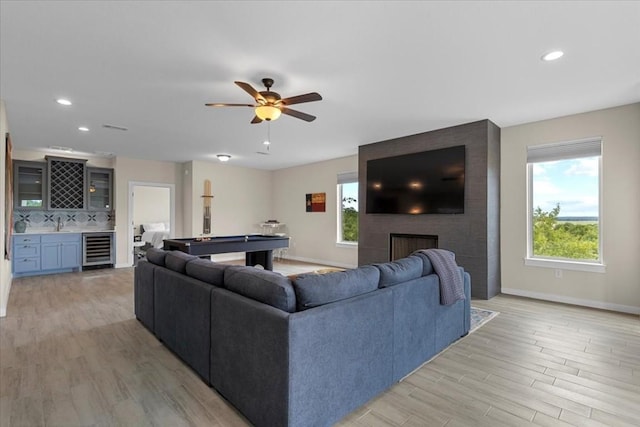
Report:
358,120,500,299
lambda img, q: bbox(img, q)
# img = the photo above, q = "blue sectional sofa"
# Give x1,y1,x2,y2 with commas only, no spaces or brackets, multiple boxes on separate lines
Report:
134,248,471,427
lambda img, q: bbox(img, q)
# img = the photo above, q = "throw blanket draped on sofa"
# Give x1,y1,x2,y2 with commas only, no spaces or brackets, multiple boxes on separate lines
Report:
418,249,466,305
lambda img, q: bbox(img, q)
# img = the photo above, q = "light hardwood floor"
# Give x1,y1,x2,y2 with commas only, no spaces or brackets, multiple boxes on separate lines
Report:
1,263,639,427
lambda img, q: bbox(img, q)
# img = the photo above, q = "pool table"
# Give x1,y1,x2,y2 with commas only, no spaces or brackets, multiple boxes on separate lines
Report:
163,234,289,271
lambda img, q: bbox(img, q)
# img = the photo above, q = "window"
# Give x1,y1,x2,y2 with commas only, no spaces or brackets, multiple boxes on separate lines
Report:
337,172,358,244
526,137,603,270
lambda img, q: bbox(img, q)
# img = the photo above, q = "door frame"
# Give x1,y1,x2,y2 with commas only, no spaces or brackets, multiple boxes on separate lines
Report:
127,181,175,266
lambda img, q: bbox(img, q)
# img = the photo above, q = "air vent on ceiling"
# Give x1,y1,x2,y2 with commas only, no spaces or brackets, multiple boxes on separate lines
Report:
102,124,128,131
256,151,270,155
94,151,115,157
49,145,74,152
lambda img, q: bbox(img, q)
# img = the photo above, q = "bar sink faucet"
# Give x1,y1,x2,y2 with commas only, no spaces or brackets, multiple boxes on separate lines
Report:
56,216,63,232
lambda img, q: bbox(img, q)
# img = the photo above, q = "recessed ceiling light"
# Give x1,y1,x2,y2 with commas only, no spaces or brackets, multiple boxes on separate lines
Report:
78,126,89,132
542,50,564,61
56,98,72,106
217,154,231,162
263,140,270,145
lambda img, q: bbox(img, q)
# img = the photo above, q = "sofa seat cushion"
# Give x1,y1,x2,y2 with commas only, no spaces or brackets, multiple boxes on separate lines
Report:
224,266,296,313
292,266,380,311
146,248,167,266
165,251,198,274
375,256,423,288
186,258,227,286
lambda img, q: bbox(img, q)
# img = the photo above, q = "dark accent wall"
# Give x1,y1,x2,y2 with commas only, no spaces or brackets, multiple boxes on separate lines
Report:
359,120,501,299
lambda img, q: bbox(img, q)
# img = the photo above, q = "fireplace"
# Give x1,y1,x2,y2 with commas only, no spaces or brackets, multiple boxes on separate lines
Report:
390,233,438,261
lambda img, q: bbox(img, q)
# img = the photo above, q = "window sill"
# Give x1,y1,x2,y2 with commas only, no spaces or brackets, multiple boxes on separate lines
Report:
336,241,358,249
524,257,606,273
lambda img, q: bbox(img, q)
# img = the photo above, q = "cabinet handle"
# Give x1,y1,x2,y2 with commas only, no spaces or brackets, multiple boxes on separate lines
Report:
24,239,31,242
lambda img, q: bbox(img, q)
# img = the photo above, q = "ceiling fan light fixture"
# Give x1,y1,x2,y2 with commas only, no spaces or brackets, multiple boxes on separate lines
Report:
255,105,281,121
217,154,231,162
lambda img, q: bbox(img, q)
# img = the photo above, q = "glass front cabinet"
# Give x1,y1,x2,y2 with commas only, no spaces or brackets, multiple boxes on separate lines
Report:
86,167,113,211
13,160,46,209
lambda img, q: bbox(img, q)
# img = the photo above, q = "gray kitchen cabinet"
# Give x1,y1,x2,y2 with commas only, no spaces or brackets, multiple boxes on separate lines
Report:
86,167,113,211
13,160,47,210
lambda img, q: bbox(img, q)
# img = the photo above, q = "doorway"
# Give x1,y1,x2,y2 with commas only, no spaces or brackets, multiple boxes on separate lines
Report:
127,182,175,266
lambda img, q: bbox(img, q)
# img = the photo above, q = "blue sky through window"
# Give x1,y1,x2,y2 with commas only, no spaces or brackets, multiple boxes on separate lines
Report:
532,156,599,218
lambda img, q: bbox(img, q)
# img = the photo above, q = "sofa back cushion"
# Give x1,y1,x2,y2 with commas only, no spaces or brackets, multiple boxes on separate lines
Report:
165,251,198,274
224,266,296,313
410,250,435,276
186,258,227,286
375,256,423,288
146,248,167,267
292,266,380,311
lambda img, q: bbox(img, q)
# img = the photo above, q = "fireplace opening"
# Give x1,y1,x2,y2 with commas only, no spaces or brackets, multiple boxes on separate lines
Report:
390,233,438,260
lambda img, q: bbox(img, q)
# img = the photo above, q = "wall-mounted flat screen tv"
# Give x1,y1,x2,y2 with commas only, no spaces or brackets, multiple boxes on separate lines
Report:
366,145,465,214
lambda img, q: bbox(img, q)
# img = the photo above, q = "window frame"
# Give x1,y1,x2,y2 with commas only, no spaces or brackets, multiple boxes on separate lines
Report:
336,172,358,246
525,137,605,273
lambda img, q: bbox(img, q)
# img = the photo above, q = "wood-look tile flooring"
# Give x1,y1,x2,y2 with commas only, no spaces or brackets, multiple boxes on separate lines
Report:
1,262,639,427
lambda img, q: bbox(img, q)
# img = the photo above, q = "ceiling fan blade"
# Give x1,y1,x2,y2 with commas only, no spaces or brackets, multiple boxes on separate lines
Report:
251,115,263,124
205,103,254,107
280,92,322,106
235,81,266,103
281,107,316,122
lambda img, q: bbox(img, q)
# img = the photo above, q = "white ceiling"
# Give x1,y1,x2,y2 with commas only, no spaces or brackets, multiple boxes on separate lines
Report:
1,1,639,170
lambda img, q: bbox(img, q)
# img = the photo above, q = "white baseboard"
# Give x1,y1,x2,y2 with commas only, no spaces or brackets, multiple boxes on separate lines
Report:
284,255,356,270
501,287,640,315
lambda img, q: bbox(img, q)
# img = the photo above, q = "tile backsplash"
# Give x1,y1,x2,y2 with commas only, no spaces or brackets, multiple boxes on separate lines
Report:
14,210,115,231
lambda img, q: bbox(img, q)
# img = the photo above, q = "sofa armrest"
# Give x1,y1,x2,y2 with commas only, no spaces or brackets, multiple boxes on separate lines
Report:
463,271,471,333
134,260,156,332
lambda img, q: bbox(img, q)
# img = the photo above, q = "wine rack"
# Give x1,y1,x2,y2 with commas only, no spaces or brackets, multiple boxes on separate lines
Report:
48,157,86,209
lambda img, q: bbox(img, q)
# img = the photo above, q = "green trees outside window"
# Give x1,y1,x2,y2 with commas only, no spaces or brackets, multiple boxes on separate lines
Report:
533,204,599,261
341,196,358,242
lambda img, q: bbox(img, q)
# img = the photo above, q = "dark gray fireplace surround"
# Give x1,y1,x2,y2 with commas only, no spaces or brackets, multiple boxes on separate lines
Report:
359,119,500,299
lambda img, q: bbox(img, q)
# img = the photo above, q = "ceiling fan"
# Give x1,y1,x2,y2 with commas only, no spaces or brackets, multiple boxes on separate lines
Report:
205,78,322,123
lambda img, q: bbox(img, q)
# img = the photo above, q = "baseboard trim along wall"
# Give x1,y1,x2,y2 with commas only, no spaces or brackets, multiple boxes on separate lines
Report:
502,287,640,315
